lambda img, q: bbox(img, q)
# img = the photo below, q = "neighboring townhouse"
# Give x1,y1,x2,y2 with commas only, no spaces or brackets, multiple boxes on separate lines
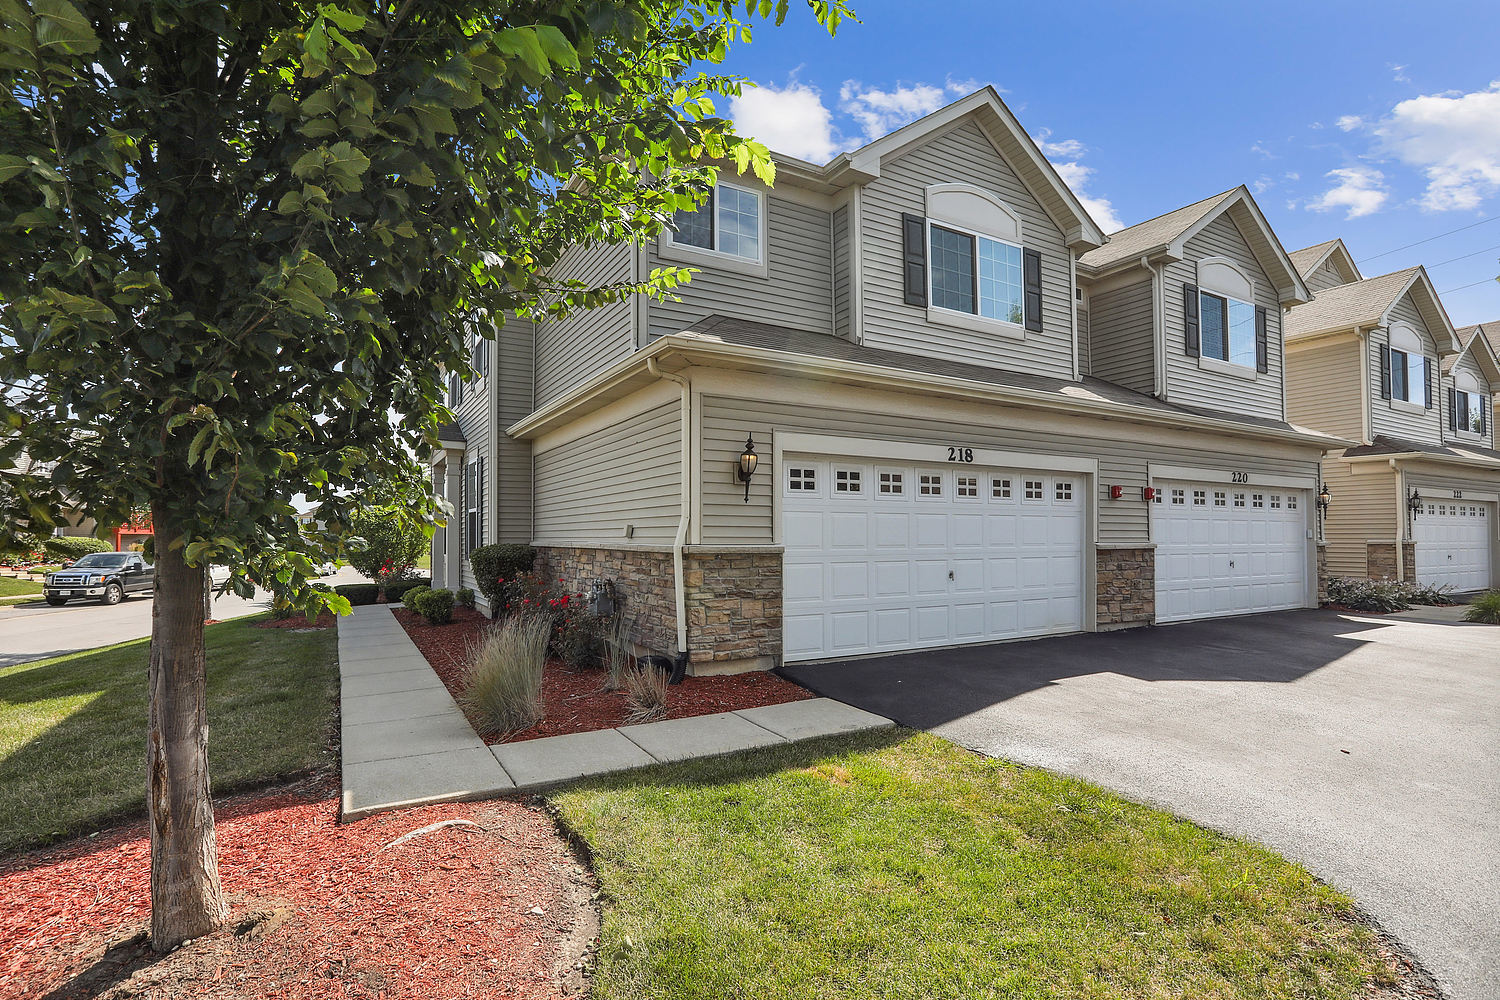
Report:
433,87,1350,672
1284,246,1500,590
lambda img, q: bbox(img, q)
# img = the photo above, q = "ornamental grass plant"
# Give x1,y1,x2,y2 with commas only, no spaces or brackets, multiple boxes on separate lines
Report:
1464,590,1500,624
461,615,551,737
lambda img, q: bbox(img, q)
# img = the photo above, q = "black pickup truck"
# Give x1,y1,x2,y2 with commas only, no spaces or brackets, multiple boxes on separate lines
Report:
43,551,155,606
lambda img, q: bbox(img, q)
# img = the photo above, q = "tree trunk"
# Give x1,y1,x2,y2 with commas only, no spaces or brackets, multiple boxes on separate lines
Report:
147,505,227,950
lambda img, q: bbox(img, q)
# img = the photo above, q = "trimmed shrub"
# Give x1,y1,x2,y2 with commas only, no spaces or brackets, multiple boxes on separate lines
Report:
470,543,536,608
1405,582,1454,607
418,588,454,625
335,583,379,606
400,585,431,611
386,578,432,603
461,616,550,736
456,587,476,609
1464,590,1500,624
555,608,608,669
43,536,112,562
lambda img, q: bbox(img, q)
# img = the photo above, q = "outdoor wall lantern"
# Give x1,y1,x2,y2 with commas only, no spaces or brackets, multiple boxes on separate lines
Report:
1407,488,1423,518
736,434,758,503
1317,483,1331,516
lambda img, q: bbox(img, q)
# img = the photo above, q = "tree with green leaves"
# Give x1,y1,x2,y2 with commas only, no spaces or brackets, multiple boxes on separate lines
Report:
347,499,427,597
0,0,847,949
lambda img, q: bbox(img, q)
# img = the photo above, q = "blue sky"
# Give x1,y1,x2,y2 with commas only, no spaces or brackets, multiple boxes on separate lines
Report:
718,0,1500,326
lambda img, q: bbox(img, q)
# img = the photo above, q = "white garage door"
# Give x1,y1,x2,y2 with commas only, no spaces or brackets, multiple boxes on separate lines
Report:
1414,500,1492,591
1154,483,1309,623
781,457,1085,662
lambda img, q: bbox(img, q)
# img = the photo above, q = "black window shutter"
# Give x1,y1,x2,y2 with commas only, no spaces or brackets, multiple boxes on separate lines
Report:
1183,284,1200,358
1481,396,1490,436
1379,346,1391,400
1423,358,1433,409
1023,248,1043,332
458,462,467,556
1446,387,1457,432
1254,306,1269,373
478,456,485,547
901,214,927,307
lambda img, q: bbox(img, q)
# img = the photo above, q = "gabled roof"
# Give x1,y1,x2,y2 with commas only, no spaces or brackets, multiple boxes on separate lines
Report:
821,87,1108,250
1447,322,1500,382
1075,186,1311,304
1288,239,1362,285
1283,266,1462,351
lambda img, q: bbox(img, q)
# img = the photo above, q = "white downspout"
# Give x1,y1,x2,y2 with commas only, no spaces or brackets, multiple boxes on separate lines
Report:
1145,256,1167,400
648,357,691,657
1391,458,1405,582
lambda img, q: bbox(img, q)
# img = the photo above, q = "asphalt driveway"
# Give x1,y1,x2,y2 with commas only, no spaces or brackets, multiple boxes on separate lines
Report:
782,609,1500,1000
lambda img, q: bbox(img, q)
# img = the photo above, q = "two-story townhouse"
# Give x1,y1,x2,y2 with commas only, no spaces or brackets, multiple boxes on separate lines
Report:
1284,246,1500,590
434,87,1347,672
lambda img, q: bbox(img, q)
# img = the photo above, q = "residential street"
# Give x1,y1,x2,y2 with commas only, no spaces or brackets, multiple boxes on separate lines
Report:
0,567,370,667
782,609,1500,1000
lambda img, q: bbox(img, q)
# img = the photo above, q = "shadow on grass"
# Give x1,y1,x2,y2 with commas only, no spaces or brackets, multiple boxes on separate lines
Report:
0,617,338,858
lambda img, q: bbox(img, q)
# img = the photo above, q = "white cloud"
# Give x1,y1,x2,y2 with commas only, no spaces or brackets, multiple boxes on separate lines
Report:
838,80,950,141
1336,115,1363,132
1284,171,1301,181
1050,160,1125,233
1250,141,1275,159
1032,128,1085,158
1372,80,1500,210
1307,166,1390,218
1252,175,1273,195
1390,64,1411,84
730,81,839,163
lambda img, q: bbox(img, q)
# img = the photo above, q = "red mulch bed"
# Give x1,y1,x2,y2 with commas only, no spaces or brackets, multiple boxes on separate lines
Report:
0,776,596,1000
255,613,337,630
389,607,813,745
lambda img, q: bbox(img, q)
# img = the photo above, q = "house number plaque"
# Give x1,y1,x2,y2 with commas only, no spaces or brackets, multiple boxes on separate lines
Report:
947,447,975,463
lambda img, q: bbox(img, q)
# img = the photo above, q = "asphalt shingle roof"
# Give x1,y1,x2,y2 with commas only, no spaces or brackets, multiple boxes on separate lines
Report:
674,314,1342,443
1342,434,1500,467
1283,267,1420,340
1287,240,1341,280
1077,190,1237,271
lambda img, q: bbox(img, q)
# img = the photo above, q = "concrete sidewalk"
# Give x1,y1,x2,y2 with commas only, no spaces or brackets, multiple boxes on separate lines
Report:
338,605,893,819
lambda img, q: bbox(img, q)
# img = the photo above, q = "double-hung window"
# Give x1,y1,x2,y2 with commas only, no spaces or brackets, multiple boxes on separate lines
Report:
1199,291,1257,369
464,459,483,556
1455,381,1488,435
929,224,1024,326
1388,348,1426,405
670,182,762,263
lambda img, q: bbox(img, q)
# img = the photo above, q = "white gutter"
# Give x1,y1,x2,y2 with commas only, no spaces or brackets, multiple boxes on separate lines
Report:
646,357,691,657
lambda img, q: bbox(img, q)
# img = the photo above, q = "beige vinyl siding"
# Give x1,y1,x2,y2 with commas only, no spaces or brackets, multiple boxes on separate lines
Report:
1369,295,1443,445
1087,278,1155,394
1320,458,1396,578
1077,307,1090,377
858,119,1074,378
535,242,634,408
533,401,681,544
1405,465,1500,500
1305,258,1352,293
697,385,1320,548
832,204,852,339
494,316,534,544
1286,338,1363,442
449,340,493,595
1163,213,1285,419
1442,350,1496,450
648,194,832,339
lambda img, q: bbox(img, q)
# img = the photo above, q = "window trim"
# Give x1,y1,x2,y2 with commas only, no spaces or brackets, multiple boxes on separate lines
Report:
660,180,769,277
924,218,1027,341
1388,345,1426,409
1197,289,1258,375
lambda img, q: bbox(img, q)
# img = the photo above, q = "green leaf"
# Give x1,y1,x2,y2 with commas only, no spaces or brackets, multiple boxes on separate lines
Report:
317,4,365,31
31,0,99,54
534,26,580,70
0,154,29,183
493,27,549,77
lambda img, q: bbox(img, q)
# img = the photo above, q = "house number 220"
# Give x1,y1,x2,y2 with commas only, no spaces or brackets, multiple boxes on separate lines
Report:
1230,471,1249,484
947,447,974,463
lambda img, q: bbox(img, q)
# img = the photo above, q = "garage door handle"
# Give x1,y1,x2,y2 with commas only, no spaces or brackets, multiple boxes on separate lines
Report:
948,570,955,580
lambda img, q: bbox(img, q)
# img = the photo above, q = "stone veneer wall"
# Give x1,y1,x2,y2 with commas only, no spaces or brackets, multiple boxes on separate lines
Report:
1096,546,1154,628
533,546,677,655
1366,542,1417,581
1316,543,1329,605
533,545,783,672
683,549,782,670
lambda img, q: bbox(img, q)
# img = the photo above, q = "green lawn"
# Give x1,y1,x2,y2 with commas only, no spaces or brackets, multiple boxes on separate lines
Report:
0,615,338,853
554,731,1395,1000
0,576,43,606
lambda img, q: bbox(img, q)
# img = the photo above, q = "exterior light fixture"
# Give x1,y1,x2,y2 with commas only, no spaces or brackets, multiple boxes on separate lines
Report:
736,434,758,503
1407,488,1422,518
1317,483,1331,515
1141,487,1158,502
1110,485,1124,500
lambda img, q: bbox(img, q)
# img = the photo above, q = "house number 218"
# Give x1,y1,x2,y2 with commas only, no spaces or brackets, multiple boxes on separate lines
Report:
947,447,974,463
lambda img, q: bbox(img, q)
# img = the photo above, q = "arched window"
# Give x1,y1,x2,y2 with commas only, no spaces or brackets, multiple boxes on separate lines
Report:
1386,324,1427,406
1196,257,1258,369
